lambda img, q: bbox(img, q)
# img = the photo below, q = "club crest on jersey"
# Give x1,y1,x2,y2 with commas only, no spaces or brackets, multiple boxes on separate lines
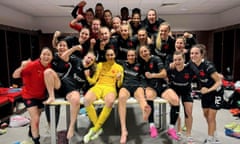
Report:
110,44,115,50
163,44,169,50
149,63,153,69
199,70,205,77
128,41,133,47
65,63,69,68
184,73,190,80
153,25,158,31
134,66,139,71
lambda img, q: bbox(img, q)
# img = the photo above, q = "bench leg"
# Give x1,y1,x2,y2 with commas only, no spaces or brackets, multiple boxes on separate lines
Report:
66,105,70,129
50,105,57,144
114,105,119,129
158,103,167,130
162,103,167,130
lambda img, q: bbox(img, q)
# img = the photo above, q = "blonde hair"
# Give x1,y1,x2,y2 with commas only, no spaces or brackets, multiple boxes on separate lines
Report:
120,23,132,38
155,22,171,50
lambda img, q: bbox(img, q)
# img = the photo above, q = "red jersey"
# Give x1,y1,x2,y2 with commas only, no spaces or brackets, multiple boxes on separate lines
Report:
21,59,51,99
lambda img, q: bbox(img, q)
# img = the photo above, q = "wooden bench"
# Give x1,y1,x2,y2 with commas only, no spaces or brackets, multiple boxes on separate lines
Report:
48,97,168,144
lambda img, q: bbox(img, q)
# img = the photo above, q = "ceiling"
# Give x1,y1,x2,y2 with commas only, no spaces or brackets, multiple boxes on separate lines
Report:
0,0,240,17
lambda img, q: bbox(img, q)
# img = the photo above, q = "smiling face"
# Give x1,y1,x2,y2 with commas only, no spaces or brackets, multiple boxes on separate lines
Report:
83,52,96,68
103,11,112,24
95,4,104,18
120,24,130,39
137,29,148,43
159,24,170,40
173,52,185,69
40,47,53,67
127,50,136,64
112,17,121,31
85,10,94,24
175,37,185,52
100,27,110,42
147,9,157,24
105,48,116,62
139,46,151,62
91,19,101,32
79,28,90,44
56,40,68,56
132,13,141,26
190,47,203,65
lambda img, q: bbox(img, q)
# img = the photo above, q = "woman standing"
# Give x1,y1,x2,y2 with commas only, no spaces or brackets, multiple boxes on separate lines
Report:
190,44,223,144
167,51,194,142
12,47,53,144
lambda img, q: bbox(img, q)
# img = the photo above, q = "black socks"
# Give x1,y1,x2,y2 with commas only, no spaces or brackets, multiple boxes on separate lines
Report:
147,100,154,123
32,136,40,144
29,126,40,144
170,105,180,125
28,126,32,138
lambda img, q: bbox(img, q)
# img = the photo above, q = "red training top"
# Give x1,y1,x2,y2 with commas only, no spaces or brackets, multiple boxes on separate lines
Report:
21,59,51,99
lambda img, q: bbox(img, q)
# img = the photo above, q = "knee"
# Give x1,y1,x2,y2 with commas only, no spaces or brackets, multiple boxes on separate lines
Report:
69,91,80,105
145,94,155,100
185,111,193,119
44,68,54,76
172,98,180,106
203,111,209,120
168,94,180,106
118,94,128,102
83,95,94,106
105,98,115,108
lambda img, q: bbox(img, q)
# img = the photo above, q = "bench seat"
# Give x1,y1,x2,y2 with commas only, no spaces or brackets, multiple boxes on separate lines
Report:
48,97,168,144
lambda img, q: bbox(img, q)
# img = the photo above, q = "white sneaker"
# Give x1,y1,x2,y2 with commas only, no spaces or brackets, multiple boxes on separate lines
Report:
42,126,51,138
177,132,183,140
83,128,95,143
91,128,103,140
203,139,212,144
187,136,194,143
214,131,221,144
213,138,221,144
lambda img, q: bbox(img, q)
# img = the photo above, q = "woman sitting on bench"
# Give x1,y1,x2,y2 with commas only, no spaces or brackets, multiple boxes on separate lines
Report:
83,48,124,143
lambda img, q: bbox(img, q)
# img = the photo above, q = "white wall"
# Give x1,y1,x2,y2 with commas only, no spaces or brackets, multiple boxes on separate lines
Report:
218,6,240,28
0,5,35,30
34,16,75,33
0,4,239,33
161,14,219,31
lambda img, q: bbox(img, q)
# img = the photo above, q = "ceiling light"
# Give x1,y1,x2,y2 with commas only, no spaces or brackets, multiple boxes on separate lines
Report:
161,3,178,7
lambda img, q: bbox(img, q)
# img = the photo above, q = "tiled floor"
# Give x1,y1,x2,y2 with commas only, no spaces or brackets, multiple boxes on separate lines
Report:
0,99,240,144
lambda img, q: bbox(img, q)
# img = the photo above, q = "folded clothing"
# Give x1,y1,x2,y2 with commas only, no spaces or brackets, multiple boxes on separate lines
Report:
9,115,30,128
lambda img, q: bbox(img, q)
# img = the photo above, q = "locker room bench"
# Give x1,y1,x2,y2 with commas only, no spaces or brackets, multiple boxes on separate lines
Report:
48,97,168,144
0,88,23,123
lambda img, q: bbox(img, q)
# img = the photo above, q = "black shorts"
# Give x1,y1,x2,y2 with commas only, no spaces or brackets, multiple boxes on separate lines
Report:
122,85,143,96
23,98,45,109
181,93,193,103
58,77,81,97
147,83,168,97
174,89,193,103
201,87,224,110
